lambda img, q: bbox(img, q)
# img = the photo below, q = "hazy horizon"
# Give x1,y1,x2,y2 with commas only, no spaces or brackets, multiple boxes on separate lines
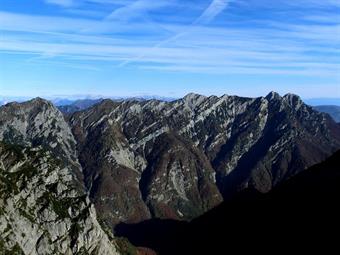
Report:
2,92,340,107
2,91,340,101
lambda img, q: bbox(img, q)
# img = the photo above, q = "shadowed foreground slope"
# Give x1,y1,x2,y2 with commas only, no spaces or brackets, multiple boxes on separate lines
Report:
116,150,340,254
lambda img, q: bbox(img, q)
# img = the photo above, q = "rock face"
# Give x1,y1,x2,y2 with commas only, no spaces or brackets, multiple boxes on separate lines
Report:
69,92,340,227
69,98,223,227
0,98,82,183
0,143,119,255
0,99,120,255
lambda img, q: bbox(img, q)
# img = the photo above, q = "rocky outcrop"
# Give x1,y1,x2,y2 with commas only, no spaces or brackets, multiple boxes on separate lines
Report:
69,92,340,227
0,143,119,255
0,98,83,183
0,99,120,254
140,132,221,220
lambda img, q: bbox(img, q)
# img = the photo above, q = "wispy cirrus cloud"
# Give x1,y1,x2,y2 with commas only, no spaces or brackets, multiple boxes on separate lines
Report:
106,0,173,21
0,0,339,98
45,0,75,7
118,0,231,66
1,11,338,77
236,0,340,9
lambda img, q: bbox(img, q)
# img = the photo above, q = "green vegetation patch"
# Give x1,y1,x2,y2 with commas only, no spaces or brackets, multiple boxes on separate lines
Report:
115,237,138,255
0,239,25,255
75,247,90,255
18,208,35,223
0,163,38,198
38,191,73,219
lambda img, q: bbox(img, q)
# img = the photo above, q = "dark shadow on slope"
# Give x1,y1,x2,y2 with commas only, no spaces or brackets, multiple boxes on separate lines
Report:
115,150,340,255
115,219,188,255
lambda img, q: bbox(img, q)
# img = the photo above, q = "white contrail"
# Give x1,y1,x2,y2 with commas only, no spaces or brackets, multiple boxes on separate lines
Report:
119,0,230,67
194,0,230,24
106,0,169,21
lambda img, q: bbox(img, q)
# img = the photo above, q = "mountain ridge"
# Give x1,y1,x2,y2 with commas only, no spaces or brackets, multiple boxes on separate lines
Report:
68,91,340,228
1,91,340,254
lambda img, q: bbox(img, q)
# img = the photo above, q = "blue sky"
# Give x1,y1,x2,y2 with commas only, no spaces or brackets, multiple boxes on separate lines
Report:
0,0,339,99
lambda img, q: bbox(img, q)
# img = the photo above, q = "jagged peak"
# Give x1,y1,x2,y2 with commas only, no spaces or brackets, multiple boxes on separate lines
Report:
220,94,231,100
183,93,207,101
28,97,53,105
182,93,207,110
283,93,302,101
0,97,58,114
265,91,281,101
81,98,120,116
283,93,304,110
17,98,62,115
92,98,117,108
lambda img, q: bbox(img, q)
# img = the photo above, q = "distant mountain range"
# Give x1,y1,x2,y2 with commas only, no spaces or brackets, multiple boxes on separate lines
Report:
0,95,177,107
57,98,104,114
0,92,339,254
304,98,340,106
313,105,340,122
2,95,340,106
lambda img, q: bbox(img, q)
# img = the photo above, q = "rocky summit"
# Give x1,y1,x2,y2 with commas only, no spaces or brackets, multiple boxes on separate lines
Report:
1,92,340,254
